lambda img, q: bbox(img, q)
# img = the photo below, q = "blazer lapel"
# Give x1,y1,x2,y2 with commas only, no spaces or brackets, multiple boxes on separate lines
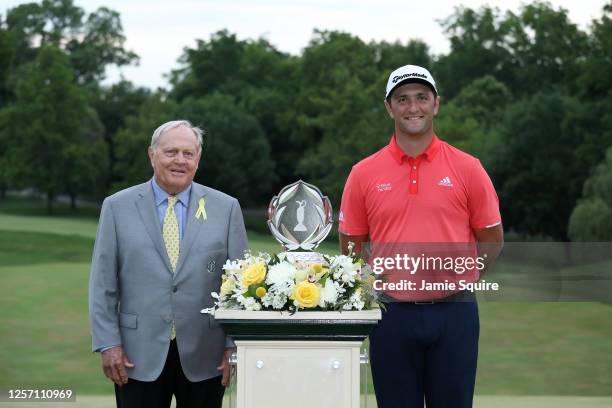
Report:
175,184,207,275
135,183,174,273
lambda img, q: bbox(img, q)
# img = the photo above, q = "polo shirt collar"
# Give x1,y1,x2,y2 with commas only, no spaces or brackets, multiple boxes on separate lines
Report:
151,177,191,207
388,133,441,164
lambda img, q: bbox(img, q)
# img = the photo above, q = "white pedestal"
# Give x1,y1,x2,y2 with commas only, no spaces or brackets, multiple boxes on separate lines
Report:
236,340,361,408
214,309,381,408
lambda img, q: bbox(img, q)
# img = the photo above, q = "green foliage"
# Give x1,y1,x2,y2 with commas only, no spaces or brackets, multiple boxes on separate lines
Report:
371,39,432,74
491,92,589,239
0,2,612,240
177,94,275,205
169,30,297,190
436,5,513,98
291,31,389,203
66,7,138,83
436,2,589,98
0,0,136,205
569,147,612,241
112,93,178,192
91,81,150,191
579,3,612,99
436,75,511,159
2,45,104,212
295,66,389,204
4,0,137,84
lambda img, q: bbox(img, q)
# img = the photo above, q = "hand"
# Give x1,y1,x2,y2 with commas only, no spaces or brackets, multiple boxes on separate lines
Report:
216,347,235,387
101,346,135,386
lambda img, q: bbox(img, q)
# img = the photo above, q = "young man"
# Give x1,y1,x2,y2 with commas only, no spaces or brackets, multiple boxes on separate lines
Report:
339,65,503,407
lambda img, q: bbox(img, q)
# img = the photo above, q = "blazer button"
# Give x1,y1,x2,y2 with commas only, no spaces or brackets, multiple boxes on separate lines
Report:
173,286,178,293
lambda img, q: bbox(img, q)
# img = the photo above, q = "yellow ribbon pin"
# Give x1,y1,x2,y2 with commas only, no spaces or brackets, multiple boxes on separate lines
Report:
195,197,207,220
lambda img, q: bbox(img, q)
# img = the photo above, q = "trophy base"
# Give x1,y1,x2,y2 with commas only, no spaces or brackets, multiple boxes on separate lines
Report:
280,251,324,264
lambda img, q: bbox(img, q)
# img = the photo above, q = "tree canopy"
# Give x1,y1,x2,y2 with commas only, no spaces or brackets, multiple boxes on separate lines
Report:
1,0,611,241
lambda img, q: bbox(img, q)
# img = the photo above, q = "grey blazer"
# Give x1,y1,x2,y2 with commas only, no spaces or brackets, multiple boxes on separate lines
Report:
88,181,248,381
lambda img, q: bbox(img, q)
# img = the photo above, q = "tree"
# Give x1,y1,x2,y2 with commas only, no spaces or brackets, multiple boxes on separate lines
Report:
62,106,107,209
91,81,150,192
177,94,275,206
291,31,382,197
435,75,511,159
371,39,432,75
503,1,588,95
490,92,589,239
295,66,389,205
568,147,612,241
5,45,104,212
4,0,137,84
0,18,15,109
436,2,589,98
436,5,513,98
113,93,275,205
112,93,178,192
169,31,297,192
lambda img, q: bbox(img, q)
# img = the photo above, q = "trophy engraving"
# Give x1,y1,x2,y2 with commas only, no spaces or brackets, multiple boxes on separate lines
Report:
294,200,307,232
268,180,333,261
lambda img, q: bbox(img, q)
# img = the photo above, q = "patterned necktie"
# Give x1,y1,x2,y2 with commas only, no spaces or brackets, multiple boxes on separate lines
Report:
163,196,180,272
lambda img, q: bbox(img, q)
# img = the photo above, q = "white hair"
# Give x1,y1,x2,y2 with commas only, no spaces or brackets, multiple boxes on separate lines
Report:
150,120,204,151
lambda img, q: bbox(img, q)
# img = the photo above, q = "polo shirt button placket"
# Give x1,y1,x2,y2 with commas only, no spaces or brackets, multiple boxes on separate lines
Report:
409,159,419,194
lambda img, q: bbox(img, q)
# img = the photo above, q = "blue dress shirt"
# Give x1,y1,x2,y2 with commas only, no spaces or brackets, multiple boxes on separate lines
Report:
151,177,192,240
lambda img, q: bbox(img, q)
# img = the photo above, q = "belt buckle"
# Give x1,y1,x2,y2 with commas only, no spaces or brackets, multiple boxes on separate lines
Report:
414,300,435,304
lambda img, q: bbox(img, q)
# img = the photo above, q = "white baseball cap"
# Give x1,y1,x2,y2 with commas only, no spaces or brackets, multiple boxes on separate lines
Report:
385,65,438,99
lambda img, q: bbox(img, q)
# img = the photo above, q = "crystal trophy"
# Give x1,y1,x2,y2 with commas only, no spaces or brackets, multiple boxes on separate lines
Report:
267,180,333,263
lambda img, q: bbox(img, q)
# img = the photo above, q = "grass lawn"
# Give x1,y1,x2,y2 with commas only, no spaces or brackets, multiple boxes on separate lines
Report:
1,210,611,404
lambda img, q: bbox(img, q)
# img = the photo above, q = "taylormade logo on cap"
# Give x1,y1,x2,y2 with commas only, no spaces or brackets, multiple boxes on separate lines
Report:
385,65,438,99
392,72,427,83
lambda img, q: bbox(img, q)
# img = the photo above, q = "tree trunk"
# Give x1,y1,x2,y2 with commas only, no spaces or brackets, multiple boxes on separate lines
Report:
46,191,54,214
70,193,77,211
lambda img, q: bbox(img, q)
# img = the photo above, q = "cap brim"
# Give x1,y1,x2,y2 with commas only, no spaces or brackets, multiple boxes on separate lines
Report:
387,78,437,99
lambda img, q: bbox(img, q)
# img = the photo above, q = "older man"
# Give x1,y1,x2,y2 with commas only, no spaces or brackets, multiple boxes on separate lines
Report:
89,120,248,408
339,65,503,407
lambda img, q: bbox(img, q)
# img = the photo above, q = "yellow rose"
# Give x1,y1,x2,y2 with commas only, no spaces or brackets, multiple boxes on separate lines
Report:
293,281,320,309
242,262,267,287
255,287,267,298
220,278,235,297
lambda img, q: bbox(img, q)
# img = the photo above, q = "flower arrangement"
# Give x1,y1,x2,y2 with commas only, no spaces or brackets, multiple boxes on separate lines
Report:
206,246,379,313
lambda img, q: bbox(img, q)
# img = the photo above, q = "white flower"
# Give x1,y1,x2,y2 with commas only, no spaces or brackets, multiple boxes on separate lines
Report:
272,293,288,309
220,279,235,297
294,267,309,283
319,279,339,307
239,296,262,311
222,259,242,274
266,261,296,286
350,288,365,310
330,255,358,284
263,261,296,298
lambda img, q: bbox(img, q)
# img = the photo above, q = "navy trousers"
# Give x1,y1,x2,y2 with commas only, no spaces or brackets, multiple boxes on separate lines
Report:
370,296,479,408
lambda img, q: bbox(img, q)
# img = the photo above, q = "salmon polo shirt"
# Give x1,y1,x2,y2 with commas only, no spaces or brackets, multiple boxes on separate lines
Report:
339,134,501,244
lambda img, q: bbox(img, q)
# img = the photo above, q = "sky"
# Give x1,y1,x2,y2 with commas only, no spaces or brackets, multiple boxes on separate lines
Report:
2,0,609,89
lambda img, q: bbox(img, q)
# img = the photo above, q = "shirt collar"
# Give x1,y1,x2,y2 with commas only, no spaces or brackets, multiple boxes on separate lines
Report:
151,177,191,207
388,133,441,164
